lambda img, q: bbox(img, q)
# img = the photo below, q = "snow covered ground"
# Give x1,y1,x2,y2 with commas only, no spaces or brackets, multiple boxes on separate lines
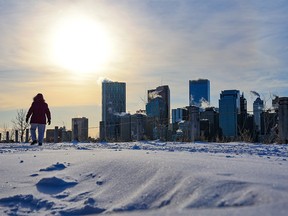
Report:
0,141,288,216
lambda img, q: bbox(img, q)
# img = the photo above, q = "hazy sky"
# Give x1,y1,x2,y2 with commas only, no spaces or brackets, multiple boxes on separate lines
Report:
0,0,287,137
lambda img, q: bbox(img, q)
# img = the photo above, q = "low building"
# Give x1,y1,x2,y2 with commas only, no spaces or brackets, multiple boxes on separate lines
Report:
72,117,89,142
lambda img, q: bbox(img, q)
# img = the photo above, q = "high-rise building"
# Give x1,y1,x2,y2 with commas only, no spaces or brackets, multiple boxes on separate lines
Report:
219,90,240,138
131,113,147,141
200,107,219,141
278,97,288,143
119,114,131,142
101,80,126,141
187,105,200,141
253,97,264,132
189,79,210,106
238,93,247,130
260,111,277,137
272,96,279,110
238,93,254,140
72,117,88,142
147,85,170,126
146,97,166,124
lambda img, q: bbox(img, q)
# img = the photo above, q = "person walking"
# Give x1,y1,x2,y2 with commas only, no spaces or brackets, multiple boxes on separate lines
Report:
26,93,51,146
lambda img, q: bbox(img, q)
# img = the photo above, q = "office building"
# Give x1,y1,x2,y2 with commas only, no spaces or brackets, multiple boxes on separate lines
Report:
253,97,264,132
101,80,126,141
272,96,279,110
147,85,170,126
238,93,248,131
219,90,240,138
237,93,255,141
187,105,200,141
72,117,88,142
278,97,288,143
119,114,131,142
200,107,219,141
189,79,210,106
260,111,277,140
131,113,147,141
146,97,166,124
172,108,188,124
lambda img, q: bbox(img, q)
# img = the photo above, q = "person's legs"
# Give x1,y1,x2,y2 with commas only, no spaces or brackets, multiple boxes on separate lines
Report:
30,123,38,142
37,124,46,144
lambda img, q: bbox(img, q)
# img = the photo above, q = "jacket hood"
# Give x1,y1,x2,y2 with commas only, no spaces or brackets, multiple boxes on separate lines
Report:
33,93,45,103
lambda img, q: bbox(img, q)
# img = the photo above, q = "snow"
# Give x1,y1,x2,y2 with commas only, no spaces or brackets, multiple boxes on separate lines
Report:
0,141,288,216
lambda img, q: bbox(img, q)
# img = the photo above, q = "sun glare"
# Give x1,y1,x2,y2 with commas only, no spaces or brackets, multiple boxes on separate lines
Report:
49,15,113,73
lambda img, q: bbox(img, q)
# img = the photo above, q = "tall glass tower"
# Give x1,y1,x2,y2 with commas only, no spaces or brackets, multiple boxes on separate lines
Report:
101,80,126,140
189,79,210,106
147,85,170,126
219,90,240,138
253,97,264,132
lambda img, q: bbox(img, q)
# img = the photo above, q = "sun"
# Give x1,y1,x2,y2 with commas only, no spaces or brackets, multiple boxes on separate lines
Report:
49,15,113,73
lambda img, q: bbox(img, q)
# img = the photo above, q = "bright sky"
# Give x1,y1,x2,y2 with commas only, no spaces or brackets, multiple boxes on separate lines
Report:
0,0,287,137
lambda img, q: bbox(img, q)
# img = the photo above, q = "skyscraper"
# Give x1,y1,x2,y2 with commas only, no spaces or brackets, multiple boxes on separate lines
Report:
147,85,170,126
253,97,264,132
200,107,219,141
189,79,210,106
101,80,126,141
219,90,240,138
187,105,200,141
238,93,247,131
278,97,288,143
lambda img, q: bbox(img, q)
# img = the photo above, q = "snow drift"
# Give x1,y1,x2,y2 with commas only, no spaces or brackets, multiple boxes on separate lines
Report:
0,141,287,216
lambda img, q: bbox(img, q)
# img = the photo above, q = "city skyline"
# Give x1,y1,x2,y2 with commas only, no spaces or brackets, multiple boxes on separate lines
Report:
0,78,281,140
1,0,287,137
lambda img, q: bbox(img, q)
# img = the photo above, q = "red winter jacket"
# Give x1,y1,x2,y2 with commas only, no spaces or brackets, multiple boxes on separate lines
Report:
26,100,51,124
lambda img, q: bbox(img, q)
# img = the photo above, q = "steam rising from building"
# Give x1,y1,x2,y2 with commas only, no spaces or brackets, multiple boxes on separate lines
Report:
200,97,210,109
114,112,129,117
97,77,113,85
148,90,163,100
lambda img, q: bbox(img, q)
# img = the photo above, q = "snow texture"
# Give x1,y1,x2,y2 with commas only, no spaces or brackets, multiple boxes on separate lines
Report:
0,141,288,216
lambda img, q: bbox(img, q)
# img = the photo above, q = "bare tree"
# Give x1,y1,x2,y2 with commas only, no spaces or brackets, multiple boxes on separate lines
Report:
12,109,30,142
1,123,9,142
238,128,253,143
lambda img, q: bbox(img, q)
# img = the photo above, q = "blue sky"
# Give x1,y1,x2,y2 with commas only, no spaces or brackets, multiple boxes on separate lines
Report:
0,0,287,137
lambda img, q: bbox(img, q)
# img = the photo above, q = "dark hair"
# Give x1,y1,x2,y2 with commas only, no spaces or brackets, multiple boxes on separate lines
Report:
33,93,45,102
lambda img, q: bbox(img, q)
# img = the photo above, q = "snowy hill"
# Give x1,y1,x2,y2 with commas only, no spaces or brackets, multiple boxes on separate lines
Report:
0,141,288,216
